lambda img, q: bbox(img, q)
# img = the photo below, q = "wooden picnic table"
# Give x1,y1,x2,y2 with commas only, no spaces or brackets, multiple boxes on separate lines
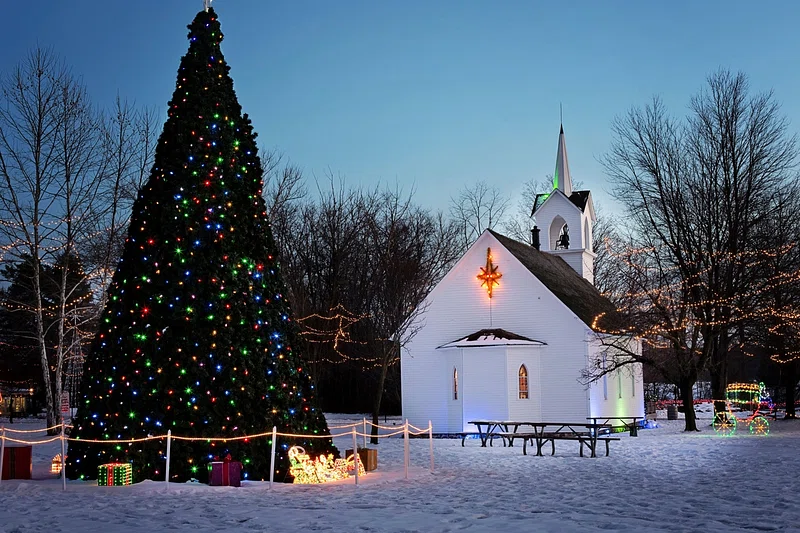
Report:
466,420,612,457
587,416,643,436
465,420,519,447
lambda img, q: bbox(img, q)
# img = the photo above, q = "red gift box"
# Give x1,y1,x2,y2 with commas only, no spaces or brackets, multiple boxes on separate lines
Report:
209,456,242,487
2,445,32,480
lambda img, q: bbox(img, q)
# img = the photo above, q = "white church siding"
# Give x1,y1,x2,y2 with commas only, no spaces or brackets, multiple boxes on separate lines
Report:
401,346,450,431
536,329,591,421
446,351,463,432
506,347,543,421
402,231,600,433
462,347,508,429
401,126,643,434
535,192,583,252
587,337,645,419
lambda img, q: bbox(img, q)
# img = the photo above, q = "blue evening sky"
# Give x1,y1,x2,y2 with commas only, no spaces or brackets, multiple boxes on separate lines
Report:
2,1,799,215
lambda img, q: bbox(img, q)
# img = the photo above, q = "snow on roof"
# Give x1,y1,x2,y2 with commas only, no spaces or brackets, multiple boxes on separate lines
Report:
437,328,546,349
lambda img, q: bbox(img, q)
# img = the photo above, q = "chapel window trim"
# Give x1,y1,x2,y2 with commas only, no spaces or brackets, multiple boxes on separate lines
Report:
518,365,529,400
453,368,458,400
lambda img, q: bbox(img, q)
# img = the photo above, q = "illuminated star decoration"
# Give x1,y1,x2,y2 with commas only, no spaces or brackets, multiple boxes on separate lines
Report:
477,247,502,298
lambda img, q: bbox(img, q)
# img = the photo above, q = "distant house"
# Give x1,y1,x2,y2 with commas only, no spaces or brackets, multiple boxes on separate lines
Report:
401,127,644,433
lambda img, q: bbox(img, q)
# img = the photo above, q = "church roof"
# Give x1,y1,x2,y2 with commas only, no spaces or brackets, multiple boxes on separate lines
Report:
487,229,624,332
437,328,546,349
568,190,591,211
532,189,591,216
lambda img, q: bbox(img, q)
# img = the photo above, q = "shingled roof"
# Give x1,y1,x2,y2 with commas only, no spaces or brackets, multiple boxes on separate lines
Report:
437,328,546,349
531,190,591,216
487,229,624,332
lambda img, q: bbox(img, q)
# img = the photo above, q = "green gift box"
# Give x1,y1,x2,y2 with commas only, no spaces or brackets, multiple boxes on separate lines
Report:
97,463,132,486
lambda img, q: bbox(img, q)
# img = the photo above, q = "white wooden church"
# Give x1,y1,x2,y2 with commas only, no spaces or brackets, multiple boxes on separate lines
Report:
401,126,644,433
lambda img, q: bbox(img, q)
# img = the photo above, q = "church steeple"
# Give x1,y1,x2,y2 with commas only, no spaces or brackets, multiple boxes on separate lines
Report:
531,124,596,285
554,125,573,197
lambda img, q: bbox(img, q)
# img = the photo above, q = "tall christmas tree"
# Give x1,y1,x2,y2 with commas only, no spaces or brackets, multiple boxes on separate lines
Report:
67,7,332,483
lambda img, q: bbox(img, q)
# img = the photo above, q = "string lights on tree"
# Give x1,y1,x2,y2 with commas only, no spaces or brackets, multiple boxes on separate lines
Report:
66,6,333,484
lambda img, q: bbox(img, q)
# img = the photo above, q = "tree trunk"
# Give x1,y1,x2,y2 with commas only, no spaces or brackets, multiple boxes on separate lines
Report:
679,379,699,432
53,253,69,428
32,257,56,432
370,347,392,445
709,335,728,418
784,362,797,419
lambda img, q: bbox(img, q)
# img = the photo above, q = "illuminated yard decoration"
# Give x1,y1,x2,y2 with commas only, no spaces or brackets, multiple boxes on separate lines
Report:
97,463,133,486
713,382,771,437
288,445,365,484
477,248,502,298
51,454,64,474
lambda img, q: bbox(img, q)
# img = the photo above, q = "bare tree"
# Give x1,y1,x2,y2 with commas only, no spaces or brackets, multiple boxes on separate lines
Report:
277,175,376,391
260,148,306,257
601,70,797,430
0,49,157,430
449,180,509,250
503,178,550,243
0,48,72,428
363,187,461,442
748,183,800,417
49,65,107,427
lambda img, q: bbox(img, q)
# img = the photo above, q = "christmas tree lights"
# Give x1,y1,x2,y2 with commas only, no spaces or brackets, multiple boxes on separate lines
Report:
66,7,332,483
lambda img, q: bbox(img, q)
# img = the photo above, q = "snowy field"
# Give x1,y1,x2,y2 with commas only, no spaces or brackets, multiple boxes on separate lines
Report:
1,411,799,532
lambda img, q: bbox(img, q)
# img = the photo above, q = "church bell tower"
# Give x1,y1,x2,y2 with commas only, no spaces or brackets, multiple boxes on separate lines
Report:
530,125,597,284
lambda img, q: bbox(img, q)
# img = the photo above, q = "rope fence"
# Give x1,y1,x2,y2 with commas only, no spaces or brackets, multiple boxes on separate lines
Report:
0,418,434,491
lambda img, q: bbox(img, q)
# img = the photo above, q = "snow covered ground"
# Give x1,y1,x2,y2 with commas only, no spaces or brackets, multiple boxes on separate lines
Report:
1,410,799,532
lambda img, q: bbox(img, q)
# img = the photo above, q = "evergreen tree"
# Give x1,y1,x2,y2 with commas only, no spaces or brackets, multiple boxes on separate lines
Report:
67,7,332,483
0,254,93,403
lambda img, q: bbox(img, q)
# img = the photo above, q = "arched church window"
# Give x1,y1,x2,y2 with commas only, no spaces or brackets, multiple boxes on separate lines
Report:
584,218,591,250
518,365,529,399
549,216,568,251
453,368,458,400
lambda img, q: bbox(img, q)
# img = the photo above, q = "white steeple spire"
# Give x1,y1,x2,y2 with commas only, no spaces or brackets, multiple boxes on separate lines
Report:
554,125,573,197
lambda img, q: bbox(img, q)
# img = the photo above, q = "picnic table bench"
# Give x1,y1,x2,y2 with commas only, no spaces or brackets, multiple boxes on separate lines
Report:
496,431,621,457
459,431,506,447
467,420,613,457
587,416,643,437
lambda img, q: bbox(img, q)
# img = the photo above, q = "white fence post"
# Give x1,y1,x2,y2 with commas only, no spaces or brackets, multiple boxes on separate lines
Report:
428,420,434,474
269,426,277,489
362,417,367,449
404,419,409,480
61,422,66,491
0,427,5,488
165,430,172,489
352,427,359,486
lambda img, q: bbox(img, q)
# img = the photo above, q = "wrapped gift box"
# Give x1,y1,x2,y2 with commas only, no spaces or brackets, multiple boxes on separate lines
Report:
209,460,242,487
97,463,132,486
51,454,64,474
2,445,32,480
346,448,377,472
